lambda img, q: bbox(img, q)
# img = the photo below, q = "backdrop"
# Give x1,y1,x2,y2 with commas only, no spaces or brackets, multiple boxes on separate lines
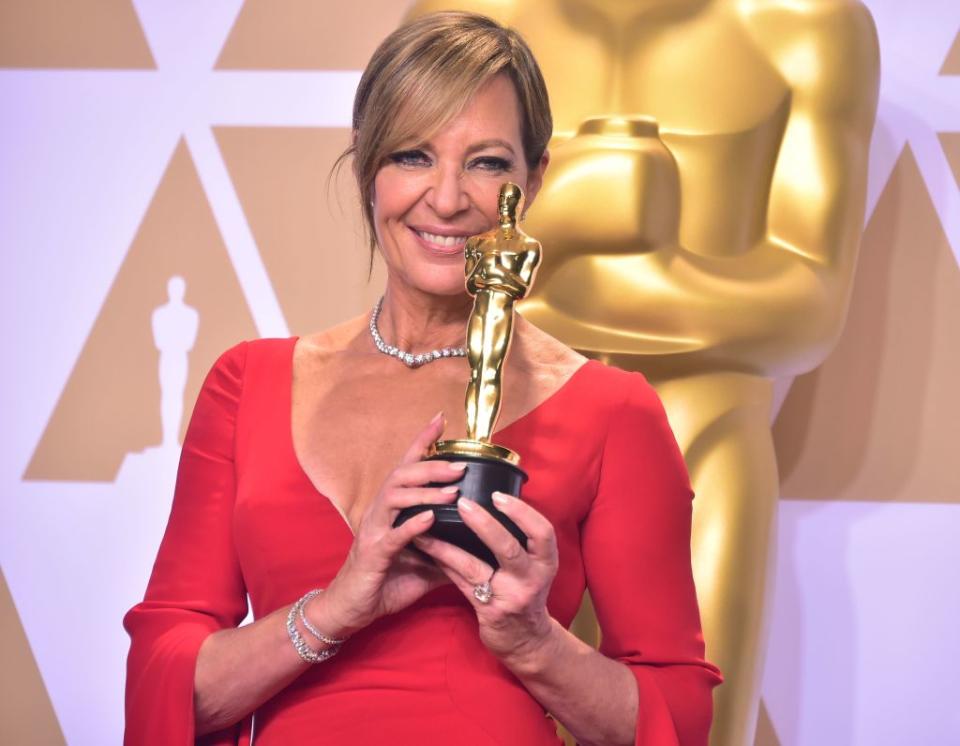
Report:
1,1,958,744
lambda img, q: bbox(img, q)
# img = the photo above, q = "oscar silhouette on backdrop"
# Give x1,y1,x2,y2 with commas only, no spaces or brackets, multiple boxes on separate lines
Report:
151,276,199,450
117,276,201,567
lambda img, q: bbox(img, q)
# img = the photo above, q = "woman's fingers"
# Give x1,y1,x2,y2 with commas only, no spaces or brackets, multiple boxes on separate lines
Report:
454,497,533,573
413,533,493,590
388,459,467,489
406,557,454,593
399,411,446,465
381,506,440,555
426,554,482,599
382,485,460,509
367,464,464,525
488,492,558,563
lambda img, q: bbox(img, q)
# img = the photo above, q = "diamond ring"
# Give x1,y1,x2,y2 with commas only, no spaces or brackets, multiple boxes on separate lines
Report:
473,581,493,604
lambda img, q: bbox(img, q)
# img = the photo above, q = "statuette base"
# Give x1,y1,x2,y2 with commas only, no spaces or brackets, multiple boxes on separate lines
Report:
430,439,520,465
394,452,528,569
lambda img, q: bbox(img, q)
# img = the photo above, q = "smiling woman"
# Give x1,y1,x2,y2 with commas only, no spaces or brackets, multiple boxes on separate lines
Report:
344,11,552,265
122,10,721,746
372,73,546,295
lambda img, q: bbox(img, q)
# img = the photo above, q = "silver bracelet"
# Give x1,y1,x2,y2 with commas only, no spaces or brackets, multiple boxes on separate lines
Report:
298,589,348,646
286,590,343,664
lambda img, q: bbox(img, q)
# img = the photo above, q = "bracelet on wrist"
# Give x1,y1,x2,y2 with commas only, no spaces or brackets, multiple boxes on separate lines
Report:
298,589,348,645
286,589,345,664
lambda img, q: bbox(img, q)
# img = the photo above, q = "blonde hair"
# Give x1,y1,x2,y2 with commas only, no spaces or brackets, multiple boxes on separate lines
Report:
340,11,552,259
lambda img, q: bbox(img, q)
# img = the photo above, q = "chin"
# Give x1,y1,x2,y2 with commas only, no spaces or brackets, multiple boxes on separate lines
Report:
400,265,470,298
422,279,471,298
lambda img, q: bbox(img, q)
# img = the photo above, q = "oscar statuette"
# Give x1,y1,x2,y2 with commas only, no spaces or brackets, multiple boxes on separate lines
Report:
394,182,541,568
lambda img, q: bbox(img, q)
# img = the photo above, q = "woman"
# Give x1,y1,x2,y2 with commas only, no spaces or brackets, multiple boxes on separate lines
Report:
124,11,721,746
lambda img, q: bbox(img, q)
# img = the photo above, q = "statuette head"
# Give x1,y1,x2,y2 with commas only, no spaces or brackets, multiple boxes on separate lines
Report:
499,182,524,227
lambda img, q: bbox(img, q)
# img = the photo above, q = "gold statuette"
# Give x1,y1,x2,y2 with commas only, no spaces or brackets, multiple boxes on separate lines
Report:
433,182,541,466
396,183,541,568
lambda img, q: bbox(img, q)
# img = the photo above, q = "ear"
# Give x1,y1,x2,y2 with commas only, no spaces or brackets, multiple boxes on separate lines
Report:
522,150,550,211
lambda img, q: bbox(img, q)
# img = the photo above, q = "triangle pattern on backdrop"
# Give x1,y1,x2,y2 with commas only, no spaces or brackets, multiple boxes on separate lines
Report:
773,145,960,504
215,0,408,70
753,700,782,746
939,30,960,75
24,139,258,482
0,0,154,69
939,132,960,191
214,126,384,336
0,568,65,745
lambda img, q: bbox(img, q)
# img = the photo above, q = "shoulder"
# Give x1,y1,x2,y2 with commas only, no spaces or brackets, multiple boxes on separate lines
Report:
585,365,690,496
199,338,293,402
211,337,298,373
581,361,663,421
567,361,679,458
737,0,879,116
513,314,587,377
514,315,666,425
186,341,257,438
206,340,250,384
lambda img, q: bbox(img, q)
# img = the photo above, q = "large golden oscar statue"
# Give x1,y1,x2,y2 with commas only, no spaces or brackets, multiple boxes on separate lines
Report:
410,2,880,744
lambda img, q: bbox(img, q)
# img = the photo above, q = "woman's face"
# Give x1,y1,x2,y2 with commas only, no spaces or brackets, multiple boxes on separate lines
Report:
372,73,547,297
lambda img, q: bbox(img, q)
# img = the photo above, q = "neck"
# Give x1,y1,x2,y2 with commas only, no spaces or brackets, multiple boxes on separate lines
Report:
376,283,472,354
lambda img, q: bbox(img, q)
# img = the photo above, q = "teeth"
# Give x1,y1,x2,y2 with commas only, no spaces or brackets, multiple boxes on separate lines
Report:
416,230,467,248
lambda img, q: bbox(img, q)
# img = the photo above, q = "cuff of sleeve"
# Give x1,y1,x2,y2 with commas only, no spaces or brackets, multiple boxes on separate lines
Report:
125,613,247,746
630,666,682,746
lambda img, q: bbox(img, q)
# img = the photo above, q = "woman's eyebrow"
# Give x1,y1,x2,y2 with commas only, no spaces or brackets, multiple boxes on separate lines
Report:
465,139,516,156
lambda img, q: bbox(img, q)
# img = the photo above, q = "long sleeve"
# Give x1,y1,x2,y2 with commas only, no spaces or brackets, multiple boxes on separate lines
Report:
580,372,722,746
123,343,251,745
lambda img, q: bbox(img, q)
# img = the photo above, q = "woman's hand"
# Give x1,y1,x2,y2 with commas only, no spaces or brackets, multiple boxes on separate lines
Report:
310,413,464,637
412,490,561,670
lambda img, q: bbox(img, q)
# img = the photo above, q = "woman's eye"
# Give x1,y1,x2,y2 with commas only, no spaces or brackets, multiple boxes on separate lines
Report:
388,150,431,167
470,156,513,173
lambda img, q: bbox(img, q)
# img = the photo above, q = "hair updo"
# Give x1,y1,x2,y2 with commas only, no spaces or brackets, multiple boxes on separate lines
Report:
340,11,552,257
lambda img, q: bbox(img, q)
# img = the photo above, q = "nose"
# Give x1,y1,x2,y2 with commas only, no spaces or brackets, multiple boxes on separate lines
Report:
426,163,469,218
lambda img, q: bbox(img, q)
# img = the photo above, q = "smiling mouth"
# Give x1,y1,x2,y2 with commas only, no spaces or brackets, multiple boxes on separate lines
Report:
413,229,470,251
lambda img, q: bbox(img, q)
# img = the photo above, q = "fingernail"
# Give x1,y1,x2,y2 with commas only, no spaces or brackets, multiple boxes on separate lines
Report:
418,510,435,522
441,485,459,494
492,491,510,507
457,497,475,512
431,411,444,425
449,462,468,471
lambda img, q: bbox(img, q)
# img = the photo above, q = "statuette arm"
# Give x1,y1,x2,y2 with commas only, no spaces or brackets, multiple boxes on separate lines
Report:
516,244,542,298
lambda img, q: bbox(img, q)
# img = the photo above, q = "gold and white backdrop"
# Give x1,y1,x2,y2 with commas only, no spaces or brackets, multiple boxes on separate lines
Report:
1,1,957,744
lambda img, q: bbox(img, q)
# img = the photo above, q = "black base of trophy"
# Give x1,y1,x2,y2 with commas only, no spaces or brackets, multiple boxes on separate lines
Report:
393,454,528,569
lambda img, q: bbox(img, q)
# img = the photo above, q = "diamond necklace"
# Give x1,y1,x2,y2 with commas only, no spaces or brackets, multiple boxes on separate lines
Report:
369,297,467,368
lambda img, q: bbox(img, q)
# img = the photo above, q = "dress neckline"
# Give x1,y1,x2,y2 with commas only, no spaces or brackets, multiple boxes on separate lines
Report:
284,336,595,535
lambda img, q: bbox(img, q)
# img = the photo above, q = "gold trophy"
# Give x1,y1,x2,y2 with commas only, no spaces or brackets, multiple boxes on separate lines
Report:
395,182,541,567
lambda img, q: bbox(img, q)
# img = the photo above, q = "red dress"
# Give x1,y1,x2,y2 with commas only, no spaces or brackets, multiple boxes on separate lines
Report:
124,338,721,745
